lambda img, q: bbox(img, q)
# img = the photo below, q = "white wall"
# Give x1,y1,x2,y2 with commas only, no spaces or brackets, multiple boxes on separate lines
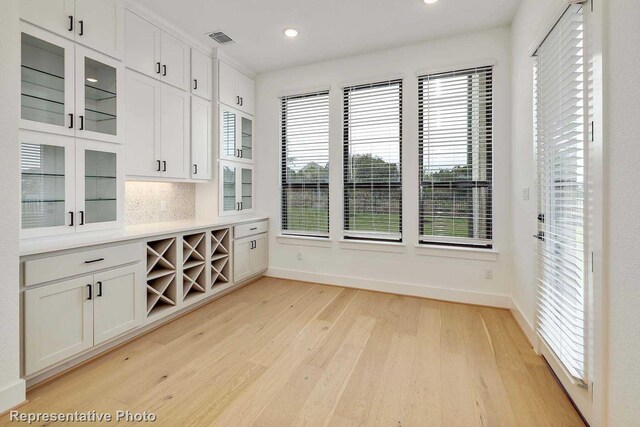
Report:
604,0,640,424
256,27,513,307
0,0,26,412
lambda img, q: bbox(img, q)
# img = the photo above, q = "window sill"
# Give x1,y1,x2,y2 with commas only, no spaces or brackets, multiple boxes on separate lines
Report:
339,239,406,254
414,244,499,261
277,235,333,248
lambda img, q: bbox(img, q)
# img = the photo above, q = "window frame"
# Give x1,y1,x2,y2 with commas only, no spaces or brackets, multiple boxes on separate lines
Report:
342,79,403,243
418,66,494,249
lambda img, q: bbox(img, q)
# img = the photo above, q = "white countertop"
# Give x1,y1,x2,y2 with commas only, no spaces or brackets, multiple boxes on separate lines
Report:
19,215,269,257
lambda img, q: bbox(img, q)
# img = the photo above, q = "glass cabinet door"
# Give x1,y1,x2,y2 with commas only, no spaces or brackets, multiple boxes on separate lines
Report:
221,163,237,213
240,116,253,161
21,26,75,136
76,47,123,143
76,142,122,231
20,132,74,237
221,109,237,161
241,167,253,210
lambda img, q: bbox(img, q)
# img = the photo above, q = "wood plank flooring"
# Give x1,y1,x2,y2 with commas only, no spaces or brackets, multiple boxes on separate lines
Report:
1,278,585,426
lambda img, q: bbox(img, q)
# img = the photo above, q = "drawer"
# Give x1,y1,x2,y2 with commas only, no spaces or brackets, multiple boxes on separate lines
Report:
24,242,143,287
234,220,268,239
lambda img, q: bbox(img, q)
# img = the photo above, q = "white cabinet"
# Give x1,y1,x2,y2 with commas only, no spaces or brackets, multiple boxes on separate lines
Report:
124,10,190,91
233,233,268,283
219,161,254,215
20,130,124,238
21,23,124,143
191,49,212,100
24,275,94,375
219,106,253,163
191,97,212,180
218,60,255,115
20,0,124,60
24,262,143,375
125,71,190,180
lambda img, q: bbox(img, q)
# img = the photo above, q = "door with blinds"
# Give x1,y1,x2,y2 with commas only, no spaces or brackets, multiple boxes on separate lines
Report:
534,2,591,421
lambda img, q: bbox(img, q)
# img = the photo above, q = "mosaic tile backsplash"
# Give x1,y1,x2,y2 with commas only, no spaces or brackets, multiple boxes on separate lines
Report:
125,181,196,226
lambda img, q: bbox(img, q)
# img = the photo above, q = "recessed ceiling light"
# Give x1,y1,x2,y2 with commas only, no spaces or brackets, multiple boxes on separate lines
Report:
423,0,439,4
284,28,299,38
86,77,98,83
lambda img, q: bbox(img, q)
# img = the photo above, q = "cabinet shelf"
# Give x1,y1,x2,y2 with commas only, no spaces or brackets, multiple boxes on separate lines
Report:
85,84,116,101
21,199,64,204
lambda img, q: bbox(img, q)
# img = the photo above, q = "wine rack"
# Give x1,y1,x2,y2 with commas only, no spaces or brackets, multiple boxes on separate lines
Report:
146,238,178,316
211,228,230,289
182,232,207,301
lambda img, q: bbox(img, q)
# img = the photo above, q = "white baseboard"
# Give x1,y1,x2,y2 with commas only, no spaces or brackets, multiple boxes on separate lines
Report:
510,300,538,349
266,268,511,308
0,379,26,414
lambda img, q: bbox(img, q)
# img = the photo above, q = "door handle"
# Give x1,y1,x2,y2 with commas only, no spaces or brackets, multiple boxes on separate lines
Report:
97,281,103,297
79,210,85,225
533,231,545,241
236,96,240,105
68,15,74,32
162,160,167,172
162,64,167,76
156,160,161,171
68,113,74,129
69,211,74,226
156,62,161,74
239,202,243,210
87,284,92,300
79,115,84,130
193,164,198,175
240,97,243,106
194,79,198,90
78,20,84,36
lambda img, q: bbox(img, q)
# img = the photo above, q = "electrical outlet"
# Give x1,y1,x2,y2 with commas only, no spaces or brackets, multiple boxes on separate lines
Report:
160,200,167,212
484,269,493,280
297,251,302,261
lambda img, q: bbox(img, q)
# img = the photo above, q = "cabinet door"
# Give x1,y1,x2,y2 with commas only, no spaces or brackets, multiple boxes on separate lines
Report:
237,72,255,115
93,264,144,345
160,31,189,91
75,140,123,232
20,23,75,137
251,234,268,275
20,0,74,40
160,84,190,179
219,162,237,215
24,275,94,375
239,114,253,162
218,60,238,108
219,107,238,161
124,10,160,79
74,0,124,59
233,237,252,283
191,97,212,180
191,49,212,100
20,131,76,239
125,71,161,177
239,166,254,212
75,46,124,143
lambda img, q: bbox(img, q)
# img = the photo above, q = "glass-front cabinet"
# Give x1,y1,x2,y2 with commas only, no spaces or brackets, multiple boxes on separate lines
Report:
20,23,124,143
219,106,253,163
20,131,123,238
219,161,254,216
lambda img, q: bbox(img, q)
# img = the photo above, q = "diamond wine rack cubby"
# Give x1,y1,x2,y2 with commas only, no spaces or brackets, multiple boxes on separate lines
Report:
211,229,230,289
146,238,178,316
182,232,207,302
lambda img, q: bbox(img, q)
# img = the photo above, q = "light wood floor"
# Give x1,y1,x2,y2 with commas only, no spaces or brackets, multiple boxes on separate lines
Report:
1,278,585,426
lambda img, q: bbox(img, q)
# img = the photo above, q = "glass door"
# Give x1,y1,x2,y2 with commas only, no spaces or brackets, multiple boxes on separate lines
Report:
20,131,75,238
20,24,75,136
220,108,238,161
220,162,237,214
240,167,253,211
76,141,123,231
240,115,253,161
75,46,123,144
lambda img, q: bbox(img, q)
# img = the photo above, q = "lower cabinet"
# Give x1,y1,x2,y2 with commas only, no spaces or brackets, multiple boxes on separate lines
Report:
234,233,267,283
24,263,144,375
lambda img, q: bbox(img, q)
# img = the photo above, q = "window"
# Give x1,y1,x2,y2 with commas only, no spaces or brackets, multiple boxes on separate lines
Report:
535,4,586,383
343,80,402,241
281,91,330,237
418,66,493,248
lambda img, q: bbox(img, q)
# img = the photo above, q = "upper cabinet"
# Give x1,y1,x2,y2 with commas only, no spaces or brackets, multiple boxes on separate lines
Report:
20,0,124,60
218,60,255,116
125,10,190,92
191,49,212,101
219,106,253,164
191,97,212,180
21,23,124,143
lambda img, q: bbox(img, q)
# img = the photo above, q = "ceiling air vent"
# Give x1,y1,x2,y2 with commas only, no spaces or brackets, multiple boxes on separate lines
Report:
208,31,234,45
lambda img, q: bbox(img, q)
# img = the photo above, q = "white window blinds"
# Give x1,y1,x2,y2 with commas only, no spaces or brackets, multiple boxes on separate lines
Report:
418,66,493,247
535,4,586,383
281,91,330,237
343,80,402,241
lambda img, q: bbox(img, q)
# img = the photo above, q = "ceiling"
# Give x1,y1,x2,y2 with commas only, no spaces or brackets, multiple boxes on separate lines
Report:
134,0,522,74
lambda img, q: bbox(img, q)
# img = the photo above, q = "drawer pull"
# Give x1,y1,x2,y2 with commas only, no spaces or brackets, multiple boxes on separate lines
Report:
84,258,105,264
250,227,258,231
